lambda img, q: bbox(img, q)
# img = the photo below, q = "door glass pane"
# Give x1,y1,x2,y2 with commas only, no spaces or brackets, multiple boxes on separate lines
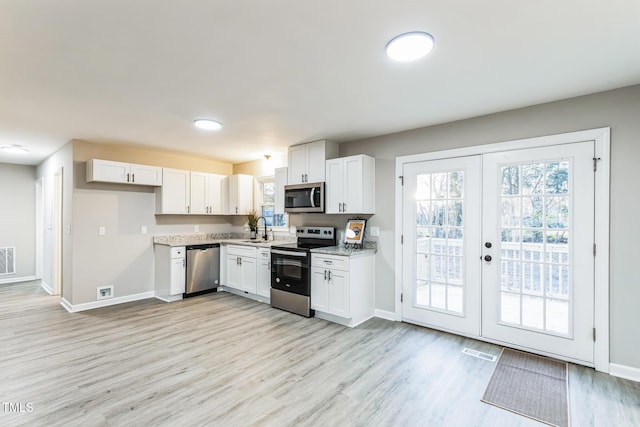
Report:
499,161,572,336
414,171,465,314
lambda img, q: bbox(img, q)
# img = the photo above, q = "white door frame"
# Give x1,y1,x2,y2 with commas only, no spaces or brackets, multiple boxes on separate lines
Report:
394,127,610,372
53,169,63,296
35,177,44,281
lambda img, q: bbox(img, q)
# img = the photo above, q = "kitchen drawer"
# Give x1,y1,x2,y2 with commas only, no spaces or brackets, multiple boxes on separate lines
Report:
226,245,257,258
312,253,349,271
170,246,185,259
258,248,270,259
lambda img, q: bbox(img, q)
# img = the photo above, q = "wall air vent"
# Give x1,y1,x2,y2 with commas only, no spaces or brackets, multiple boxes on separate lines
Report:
0,247,16,275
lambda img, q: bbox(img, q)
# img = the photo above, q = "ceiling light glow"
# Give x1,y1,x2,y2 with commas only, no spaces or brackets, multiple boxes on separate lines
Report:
194,119,222,130
386,32,434,61
1,144,29,154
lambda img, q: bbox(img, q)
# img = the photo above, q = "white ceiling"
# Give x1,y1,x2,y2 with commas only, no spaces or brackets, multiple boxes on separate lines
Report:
1,0,639,166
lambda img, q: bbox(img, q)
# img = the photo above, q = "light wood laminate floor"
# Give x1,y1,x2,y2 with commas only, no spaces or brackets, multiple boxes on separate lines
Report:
1,281,639,426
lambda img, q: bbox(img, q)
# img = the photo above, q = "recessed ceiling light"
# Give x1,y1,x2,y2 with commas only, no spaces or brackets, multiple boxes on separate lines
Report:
386,32,435,62
1,144,29,154
194,119,222,130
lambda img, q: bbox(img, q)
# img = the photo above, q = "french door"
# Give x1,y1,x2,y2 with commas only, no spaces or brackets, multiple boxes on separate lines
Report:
402,141,596,364
402,156,482,336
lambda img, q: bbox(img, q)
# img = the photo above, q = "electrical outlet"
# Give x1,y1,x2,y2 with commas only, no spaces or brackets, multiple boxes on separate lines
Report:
370,226,380,237
141,225,148,234
194,225,200,232
98,226,106,236
97,285,114,300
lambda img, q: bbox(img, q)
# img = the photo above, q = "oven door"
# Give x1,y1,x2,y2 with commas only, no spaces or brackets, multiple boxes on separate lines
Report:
271,249,310,295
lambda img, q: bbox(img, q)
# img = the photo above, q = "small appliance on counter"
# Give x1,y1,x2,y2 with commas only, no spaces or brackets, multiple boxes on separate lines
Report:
270,226,336,317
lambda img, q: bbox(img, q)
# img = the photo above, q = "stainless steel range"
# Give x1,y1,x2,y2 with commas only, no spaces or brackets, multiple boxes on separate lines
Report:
270,226,336,317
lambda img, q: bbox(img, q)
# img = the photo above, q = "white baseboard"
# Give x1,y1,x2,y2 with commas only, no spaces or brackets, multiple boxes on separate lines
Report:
610,363,640,383
60,297,73,313
59,291,155,313
155,294,183,303
0,275,37,285
374,309,397,321
41,281,53,295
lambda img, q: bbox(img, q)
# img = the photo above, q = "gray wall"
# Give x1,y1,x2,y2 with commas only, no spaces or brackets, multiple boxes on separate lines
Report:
0,163,36,281
337,84,640,370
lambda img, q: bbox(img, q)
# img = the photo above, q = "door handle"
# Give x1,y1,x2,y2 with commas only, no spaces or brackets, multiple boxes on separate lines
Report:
126,173,130,182
328,270,332,281
484,255,492,262
305,173,308,182
324,270,327,280
301,173,304,183
310,187,316,208
485,242,492,248
132,173,135,183
343,202,346,212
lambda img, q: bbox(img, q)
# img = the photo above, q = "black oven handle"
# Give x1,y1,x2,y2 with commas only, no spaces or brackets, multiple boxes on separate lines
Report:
271,249,308,257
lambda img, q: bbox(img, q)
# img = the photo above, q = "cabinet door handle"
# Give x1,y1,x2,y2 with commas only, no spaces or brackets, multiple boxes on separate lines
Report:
126,173,130,182
305,173,308,182
183,259,185,267
301,173,304,183
132,173,135,183
187,206,190,214
343,202,346,212
235,207,238,214
328,270,332,281
324,270,327,281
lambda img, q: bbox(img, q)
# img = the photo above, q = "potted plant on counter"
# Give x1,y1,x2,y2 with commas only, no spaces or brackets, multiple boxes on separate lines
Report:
246,209,258,239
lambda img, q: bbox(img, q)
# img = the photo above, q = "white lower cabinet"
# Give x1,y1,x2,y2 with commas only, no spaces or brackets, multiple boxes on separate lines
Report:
154,245,185,302
311,252,375,327
256,248,271,298
224,245,257,294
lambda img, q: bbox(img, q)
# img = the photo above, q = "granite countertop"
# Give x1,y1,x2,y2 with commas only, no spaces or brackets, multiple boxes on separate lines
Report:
153,233,295,248
310,242,377,257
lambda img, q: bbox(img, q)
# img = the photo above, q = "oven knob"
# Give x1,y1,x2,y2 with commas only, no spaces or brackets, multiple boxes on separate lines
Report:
276,278,280,283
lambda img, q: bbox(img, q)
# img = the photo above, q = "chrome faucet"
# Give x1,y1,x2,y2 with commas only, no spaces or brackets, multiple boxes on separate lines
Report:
256,216,268,240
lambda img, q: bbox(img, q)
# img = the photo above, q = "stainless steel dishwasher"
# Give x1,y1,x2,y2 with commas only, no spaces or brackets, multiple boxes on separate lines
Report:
185,243,220,297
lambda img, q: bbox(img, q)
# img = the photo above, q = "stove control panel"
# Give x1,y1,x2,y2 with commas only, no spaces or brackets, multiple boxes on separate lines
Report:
297,226,334,239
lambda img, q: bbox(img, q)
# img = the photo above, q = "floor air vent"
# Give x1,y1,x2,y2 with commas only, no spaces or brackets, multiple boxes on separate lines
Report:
462,347,497,362
0,247,16,275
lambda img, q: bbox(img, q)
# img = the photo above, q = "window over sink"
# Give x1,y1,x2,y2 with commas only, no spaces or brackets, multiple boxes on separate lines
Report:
258,177,287,229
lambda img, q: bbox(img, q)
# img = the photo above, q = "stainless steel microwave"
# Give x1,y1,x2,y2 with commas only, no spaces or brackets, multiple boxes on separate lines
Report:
284,182,324,213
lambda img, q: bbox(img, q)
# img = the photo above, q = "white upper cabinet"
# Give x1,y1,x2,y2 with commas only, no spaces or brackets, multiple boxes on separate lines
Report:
225,174,254,215
86,159,162,186
155,168,190,214
190,171,209,215
207,174,225,214
274,167,288,215
190,172,225,215
325,154,375,214
287,140,339,184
